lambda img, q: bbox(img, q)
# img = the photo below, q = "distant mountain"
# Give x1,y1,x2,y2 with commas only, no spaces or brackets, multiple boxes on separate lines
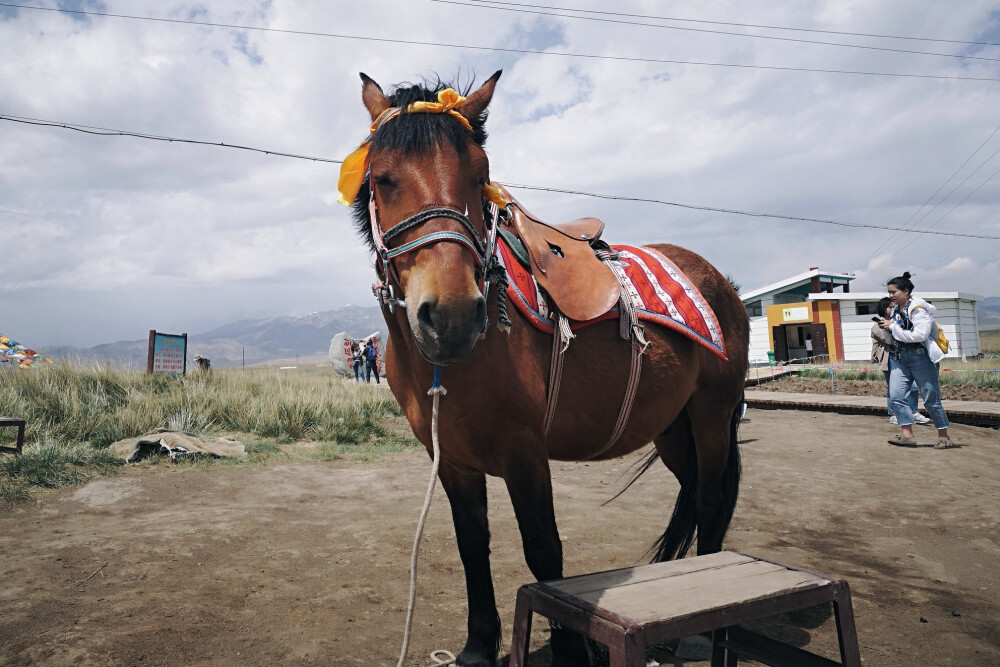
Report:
978,296,1000,330
35,296,1000,366
45,305,388,368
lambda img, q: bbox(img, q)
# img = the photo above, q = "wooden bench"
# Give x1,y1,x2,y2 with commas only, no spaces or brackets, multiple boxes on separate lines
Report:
0,416,26,455
509,550,861,667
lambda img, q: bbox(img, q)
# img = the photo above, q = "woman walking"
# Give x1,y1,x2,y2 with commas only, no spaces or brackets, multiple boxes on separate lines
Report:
878,272,957,449
871,297,930,426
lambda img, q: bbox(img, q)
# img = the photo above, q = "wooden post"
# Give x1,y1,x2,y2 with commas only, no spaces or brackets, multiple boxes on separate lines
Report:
147,330,156,375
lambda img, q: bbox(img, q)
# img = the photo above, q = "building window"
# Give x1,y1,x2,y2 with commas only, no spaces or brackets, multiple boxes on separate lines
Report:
745,301,762,317
855,301,879,315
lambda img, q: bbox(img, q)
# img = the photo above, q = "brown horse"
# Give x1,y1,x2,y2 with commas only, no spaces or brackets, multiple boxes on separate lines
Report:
342,71,749,666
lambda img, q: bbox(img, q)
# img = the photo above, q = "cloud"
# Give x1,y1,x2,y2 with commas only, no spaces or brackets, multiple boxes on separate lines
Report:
1,1,999,347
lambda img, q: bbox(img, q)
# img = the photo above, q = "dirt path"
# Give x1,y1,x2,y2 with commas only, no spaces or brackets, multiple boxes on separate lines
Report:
1,409,998,666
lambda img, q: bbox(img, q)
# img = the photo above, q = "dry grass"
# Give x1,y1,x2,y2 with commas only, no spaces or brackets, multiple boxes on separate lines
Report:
0,363,418,503
981,330,1000,355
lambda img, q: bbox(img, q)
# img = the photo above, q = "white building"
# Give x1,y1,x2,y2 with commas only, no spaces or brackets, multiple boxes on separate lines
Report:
742,268,982,363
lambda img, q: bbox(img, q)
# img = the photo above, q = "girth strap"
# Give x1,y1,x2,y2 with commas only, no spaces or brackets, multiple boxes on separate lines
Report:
542,313,573,437
541,248,651,455
584,254,650,459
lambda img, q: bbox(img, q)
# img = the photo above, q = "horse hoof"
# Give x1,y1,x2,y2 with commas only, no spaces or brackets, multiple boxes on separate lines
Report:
674,634,713,660
455,652,495,667
551,629,592,666
455,644,498,667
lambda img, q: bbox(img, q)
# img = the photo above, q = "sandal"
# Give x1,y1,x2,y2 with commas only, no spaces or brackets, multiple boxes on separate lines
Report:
887,434,918,447
934,438,958,449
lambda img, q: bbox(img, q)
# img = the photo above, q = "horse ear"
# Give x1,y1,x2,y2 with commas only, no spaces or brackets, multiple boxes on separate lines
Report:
360,72,391,122
460,70,502,121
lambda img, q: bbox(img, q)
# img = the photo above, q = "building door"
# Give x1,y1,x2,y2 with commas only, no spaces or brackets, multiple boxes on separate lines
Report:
810,324,829,360
772,326,789,362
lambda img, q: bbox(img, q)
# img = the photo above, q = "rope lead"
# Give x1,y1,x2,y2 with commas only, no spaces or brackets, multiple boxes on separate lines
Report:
398,366,448,667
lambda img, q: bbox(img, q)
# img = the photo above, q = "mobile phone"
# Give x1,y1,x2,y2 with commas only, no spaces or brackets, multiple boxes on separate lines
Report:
872,316,884,322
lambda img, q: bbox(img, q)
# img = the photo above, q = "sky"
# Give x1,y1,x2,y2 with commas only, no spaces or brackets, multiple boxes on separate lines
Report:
2,0,999,347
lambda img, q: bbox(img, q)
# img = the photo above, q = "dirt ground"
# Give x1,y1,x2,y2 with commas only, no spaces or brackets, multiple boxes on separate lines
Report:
751,375,1000,403
2,408,998,666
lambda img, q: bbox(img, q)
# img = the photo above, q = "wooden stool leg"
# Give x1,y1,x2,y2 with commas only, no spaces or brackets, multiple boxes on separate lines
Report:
711,627,738,667
607,633,645,667
509,588,533,667
833,583,862,667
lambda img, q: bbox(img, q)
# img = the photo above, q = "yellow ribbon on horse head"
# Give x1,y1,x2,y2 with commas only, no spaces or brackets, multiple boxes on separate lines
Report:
336,89,472,207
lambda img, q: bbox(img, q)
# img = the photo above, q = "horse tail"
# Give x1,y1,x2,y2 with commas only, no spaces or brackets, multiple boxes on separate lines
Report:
651,396,743,562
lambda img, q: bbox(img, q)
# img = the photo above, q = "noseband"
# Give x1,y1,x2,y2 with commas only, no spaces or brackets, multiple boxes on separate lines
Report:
369,179,504,315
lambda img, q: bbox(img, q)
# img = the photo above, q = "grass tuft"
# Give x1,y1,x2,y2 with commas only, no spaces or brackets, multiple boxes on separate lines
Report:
0,438,120,499
0,478,33,505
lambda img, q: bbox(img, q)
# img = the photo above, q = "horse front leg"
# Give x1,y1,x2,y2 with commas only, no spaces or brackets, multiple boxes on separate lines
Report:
438,462,501,667
503,457,591,667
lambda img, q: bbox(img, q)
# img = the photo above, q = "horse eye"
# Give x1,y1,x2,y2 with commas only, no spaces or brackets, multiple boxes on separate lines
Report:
374,174,396,189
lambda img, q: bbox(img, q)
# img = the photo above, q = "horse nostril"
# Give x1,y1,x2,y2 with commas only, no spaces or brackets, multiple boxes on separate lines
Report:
475,296,487,330
416,299,437,333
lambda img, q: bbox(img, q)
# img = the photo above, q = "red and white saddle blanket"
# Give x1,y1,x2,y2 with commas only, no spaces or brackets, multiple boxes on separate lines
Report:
496,239,727,360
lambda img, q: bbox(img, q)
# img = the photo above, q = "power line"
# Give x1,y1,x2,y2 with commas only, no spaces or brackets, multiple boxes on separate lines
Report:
3,112,999,241
463,0,1000,48
500,183,1000,240
859,120,1000,267
885,160,1000,258
3,2,999,82
0,114,342,163
438,0,1000,64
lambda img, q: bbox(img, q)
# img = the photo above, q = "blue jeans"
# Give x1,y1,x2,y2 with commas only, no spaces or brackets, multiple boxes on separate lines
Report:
882,370,919,416
889,346,949,429
353,361,363,381
365,360,380,384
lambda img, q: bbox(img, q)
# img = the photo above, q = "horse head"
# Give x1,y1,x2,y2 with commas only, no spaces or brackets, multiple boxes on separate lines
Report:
342,71,502,365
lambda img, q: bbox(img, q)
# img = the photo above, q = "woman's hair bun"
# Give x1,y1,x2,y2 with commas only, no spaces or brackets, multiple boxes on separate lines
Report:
902,271,912,280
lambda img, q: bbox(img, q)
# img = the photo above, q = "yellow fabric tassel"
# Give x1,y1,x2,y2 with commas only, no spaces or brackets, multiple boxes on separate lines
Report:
482,183,508,208
336,89,480,206
336,142,371,207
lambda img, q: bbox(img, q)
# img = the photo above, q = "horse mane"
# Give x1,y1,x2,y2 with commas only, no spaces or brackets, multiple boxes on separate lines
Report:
350,76,491,251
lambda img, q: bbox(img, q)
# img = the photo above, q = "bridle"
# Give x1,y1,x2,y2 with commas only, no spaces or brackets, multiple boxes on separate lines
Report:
369,176,505,317
337,88,509,325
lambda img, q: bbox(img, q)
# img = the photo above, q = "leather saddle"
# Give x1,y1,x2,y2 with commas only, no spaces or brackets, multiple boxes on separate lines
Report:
494,184,621,322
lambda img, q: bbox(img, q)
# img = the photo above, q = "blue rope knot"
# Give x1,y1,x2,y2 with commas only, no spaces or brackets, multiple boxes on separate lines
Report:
427,365,447,396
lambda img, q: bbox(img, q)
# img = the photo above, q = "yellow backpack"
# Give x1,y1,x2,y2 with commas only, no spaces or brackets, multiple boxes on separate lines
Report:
912,306,950,354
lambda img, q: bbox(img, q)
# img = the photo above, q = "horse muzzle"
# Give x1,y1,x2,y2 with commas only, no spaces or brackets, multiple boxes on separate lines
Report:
409,294,487,365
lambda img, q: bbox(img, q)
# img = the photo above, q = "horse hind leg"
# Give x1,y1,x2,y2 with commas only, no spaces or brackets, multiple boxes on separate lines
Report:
651,394,742,561
688,392,742,555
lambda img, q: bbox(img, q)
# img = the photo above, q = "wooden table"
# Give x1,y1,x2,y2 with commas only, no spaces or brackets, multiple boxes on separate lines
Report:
509,550,861,667
0,416,26,455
